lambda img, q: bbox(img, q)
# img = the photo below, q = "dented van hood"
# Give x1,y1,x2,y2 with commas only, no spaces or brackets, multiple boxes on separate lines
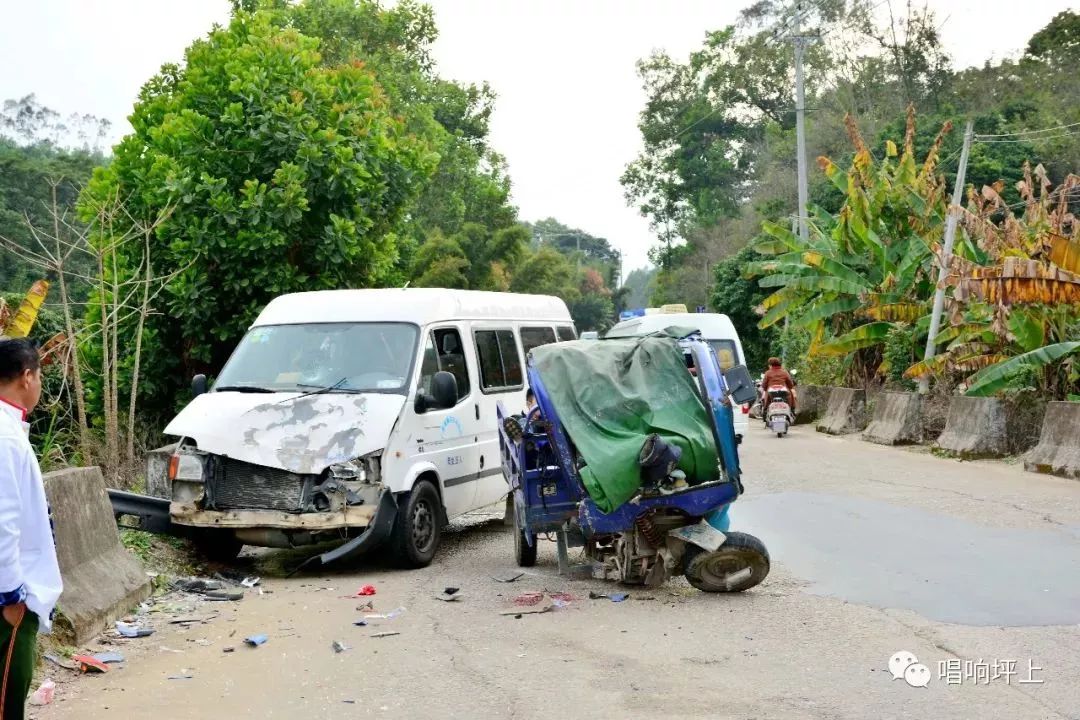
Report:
164,391,406,474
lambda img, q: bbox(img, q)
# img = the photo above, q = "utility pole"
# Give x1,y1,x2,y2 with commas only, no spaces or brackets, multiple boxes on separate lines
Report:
919,120,975,394
792,3,811,244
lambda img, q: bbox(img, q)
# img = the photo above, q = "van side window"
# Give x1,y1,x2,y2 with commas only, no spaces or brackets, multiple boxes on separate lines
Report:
556,326,577,342
418,328,471,401
475,329,523,392
520,326,556,356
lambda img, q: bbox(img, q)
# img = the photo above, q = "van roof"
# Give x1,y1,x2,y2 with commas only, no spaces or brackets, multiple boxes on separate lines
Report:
605,312,738,340
253,289,574,327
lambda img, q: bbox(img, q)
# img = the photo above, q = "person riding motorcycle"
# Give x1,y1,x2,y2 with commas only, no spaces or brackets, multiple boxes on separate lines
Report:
761,357,796,417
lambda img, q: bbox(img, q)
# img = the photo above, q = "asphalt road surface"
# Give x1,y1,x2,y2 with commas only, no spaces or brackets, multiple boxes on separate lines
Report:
36,428,1080,720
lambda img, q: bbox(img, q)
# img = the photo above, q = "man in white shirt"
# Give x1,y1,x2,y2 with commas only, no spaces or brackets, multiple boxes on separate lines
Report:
0,338,62,720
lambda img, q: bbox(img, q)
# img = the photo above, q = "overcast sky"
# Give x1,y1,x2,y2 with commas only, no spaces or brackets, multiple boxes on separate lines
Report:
1,1,1072,276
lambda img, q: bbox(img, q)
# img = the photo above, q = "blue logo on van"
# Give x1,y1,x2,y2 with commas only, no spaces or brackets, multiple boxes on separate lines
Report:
440,416,463,439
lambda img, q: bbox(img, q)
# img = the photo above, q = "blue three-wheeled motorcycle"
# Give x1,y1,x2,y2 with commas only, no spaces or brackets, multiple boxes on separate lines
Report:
497,330,770,592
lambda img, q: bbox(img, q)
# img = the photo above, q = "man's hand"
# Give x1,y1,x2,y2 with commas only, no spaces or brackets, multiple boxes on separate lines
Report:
2,601,26,627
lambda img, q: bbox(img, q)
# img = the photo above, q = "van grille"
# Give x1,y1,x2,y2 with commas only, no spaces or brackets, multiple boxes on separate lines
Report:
208,458,310,512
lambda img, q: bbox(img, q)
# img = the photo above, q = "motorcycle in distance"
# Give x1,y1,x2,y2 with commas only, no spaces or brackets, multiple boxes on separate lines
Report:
765,385,794,437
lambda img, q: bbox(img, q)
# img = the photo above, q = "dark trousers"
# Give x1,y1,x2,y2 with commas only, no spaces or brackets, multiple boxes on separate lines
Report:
0,609,38,720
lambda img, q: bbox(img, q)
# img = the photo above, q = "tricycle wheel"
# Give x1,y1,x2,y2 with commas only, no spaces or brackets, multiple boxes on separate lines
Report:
777,432,784,438
389,479,442,568
513,503,537,567
684,531,769,593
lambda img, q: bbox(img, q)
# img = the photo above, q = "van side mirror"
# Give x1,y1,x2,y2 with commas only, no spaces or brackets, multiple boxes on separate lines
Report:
191,374,208,398
723,365,757,405
416,371,459,413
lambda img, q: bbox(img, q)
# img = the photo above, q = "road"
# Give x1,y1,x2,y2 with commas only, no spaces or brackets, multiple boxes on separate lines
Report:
36,428,1080,720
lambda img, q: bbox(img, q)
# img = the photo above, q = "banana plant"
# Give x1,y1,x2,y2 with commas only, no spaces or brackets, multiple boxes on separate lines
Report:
747,108,951,373
2,280,50,338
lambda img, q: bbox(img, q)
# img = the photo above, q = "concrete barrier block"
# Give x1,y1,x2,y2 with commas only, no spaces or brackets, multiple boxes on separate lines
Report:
795,384,831,425
863,392,922,445
145,443,177,499
1024,401,1080,480
43,467,152,644
935,396,1009,459
816,388,867,435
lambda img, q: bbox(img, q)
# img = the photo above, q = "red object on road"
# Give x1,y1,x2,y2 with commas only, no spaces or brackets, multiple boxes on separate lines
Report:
72,655,109,674
513,592,545,606
354,585,376,596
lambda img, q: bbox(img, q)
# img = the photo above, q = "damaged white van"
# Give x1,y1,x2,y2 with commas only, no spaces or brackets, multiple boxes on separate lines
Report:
148,289,575,570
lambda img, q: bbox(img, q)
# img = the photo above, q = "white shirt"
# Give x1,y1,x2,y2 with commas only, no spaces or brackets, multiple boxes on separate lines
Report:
0,399,62,632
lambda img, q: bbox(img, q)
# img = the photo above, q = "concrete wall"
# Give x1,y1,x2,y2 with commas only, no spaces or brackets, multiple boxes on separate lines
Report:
43,467,152,644
863,392,922,445
1024,401,1080,480
795,384,831,425
816,388,867,435
935,397,1009,459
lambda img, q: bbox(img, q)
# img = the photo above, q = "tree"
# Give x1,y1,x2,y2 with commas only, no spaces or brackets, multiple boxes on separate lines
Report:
82,10,436,415
711,246,778,372
622,267,655,309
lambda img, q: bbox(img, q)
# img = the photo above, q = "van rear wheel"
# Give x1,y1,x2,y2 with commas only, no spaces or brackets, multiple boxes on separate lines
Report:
390,479,442,568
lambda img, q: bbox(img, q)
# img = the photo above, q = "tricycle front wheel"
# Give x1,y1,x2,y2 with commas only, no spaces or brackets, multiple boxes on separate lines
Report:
684,531,770,592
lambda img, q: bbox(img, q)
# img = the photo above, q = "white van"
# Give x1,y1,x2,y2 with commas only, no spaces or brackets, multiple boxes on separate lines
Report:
159,289,575,568
603,312,751,439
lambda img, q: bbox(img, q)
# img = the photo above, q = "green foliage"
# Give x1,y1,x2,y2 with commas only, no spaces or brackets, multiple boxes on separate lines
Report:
966,342,1080,397
82,10,437,413
711,246,777,371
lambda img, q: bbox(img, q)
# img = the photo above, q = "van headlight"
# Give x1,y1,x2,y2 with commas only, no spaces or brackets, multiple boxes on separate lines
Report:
328,453,381,484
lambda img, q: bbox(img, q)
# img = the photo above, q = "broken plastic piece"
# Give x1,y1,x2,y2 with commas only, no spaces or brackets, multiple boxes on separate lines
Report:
443,587,459,595
723,567,753,590
241,577,261,588
91,652,125,664
513,592,545,607
371,631,400,638
332,640,349,653
244,634,268,647
353,585,376,597
205,589,244,602
28,680,55,706
223,647,235,653
116,621,154,638
435,592,461,602
43,654,78,671
609,593,629,602
353,620,368,627
492,572,524,583
168,675,193,680
71,655,109,674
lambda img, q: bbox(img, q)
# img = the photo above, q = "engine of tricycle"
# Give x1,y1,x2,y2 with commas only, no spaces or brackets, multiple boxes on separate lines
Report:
588,508,695,586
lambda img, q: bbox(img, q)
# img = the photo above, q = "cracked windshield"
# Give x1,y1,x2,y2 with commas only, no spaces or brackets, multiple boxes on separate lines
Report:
1,1,1078,719
215,323,418,394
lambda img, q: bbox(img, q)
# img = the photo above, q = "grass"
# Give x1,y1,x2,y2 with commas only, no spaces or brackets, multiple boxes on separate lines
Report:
119,528,201,580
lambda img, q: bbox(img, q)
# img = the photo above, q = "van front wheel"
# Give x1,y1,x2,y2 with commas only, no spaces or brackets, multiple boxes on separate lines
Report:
390,479,442,568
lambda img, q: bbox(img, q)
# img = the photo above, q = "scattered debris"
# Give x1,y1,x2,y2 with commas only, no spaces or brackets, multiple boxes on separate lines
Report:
353,620,368,627
356,600,375,612
244,634,268,647
159,646,183,654
240,577,261,588
549,592,576,603
91,652,125,665
500,602,552,616
435,592,461,602
177,578,224,593
205,589,244,602
349,584,377,597
332,640,350,654
43,654,78,671
371,631,400,639
169,617,215,625
223,647,235,653
492,572,524,583
634,595,657,601
28,680,55,706
513,592,545,607
365,607,405,620
71,655,109,674
168,674,194,680
116,621,154,638
589,591,629,602
443,587,460,595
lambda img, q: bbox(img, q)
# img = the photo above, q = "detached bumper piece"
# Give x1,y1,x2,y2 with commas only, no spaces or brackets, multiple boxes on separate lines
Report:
291,490,399,575
108,489,186,537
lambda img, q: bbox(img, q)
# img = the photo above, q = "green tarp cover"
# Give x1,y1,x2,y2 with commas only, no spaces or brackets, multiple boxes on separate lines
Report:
531,331,720,513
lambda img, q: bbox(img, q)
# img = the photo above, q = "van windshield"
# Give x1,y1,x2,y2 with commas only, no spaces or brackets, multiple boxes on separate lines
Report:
215,323,418,394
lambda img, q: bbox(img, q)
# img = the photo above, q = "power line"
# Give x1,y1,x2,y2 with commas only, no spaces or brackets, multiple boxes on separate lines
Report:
974,121,1080,139
975,131,1080,144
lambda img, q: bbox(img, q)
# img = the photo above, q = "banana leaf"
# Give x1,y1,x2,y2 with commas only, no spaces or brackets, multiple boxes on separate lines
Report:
757,273,867,296
794,296,861,328
815,322,893,356
966,342,1080,396
4,280,50,338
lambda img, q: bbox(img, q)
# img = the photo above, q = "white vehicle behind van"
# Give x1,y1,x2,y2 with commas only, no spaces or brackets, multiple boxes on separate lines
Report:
603,312,751,440
155,289,575,569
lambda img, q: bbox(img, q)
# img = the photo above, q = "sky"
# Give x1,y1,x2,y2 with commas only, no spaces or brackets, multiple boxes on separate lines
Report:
0,0,1073,277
